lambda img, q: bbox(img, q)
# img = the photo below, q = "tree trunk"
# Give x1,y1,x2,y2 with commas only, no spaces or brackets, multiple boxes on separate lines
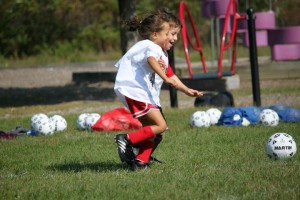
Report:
118,0,139,54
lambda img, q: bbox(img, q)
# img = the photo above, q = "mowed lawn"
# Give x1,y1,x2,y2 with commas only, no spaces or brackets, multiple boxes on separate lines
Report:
0,105,299,200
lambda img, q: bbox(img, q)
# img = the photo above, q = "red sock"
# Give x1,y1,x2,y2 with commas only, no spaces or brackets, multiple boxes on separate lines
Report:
136,140,154,163
127,126,155,145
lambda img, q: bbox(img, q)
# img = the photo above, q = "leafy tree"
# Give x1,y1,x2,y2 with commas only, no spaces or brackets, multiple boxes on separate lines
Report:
0,0,298,59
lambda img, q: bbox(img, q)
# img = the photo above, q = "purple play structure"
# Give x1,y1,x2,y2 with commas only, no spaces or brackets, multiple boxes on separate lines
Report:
201,0,300,61
243,13,300,61
201,0,232,18
240,11,275,47
268,26,300,61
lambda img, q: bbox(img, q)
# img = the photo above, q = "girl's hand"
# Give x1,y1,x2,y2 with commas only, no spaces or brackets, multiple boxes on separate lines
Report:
185,89,204,97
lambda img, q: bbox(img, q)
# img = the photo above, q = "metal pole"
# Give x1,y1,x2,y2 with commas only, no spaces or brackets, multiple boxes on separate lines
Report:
168,47,178,108
216,18,220,60
247,8,261,106
210,18,215,67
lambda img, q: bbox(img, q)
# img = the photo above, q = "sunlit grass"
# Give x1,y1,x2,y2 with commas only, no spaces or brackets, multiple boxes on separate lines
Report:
0,34,299,199
0,44,271,69
0,106,299,199
0,50,122,69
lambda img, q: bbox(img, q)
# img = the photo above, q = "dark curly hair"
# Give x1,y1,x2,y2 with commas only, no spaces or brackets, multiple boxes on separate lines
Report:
125,8,181,39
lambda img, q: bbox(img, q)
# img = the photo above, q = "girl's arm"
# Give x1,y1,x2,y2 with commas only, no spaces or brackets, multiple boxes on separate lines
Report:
170,74,204,97
147,56,177,88
148,56,203,97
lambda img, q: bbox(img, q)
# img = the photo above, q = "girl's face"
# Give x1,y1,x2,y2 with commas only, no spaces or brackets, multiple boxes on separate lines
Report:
167,26,180,48
152,22,173,50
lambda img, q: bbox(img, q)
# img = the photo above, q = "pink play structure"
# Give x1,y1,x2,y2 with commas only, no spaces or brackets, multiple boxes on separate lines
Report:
238,10,300,61
234,2,300,61
181,0,300,69
268,26,300,61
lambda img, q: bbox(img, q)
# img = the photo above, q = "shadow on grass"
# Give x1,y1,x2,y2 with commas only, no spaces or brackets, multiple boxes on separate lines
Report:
47,161,129,172
0,85,116,107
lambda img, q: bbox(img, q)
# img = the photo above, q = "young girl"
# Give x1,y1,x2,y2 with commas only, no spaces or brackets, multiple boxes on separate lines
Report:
114,9,203,171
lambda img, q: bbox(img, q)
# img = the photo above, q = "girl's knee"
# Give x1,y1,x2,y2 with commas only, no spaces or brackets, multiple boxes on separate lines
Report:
157,122,167,133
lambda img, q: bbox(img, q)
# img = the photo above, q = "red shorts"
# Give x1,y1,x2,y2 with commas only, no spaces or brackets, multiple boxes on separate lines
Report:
125,96,159,118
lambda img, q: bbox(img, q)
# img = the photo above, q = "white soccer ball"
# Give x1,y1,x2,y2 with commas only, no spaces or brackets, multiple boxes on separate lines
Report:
206,108,222,125
266,133,297,160
76,113,89,130
30,113,48,129
32,117,55,135
260,109,279,126
190,111,210,127
85,113,101,131
50,115,67,132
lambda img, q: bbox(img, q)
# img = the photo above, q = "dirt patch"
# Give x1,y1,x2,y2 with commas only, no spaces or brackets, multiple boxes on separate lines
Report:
0,60,300,108
0,62,117,107
0,61,116,88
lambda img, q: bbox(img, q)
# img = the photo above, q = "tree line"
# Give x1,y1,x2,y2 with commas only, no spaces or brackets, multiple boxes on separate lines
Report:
0,0,299,59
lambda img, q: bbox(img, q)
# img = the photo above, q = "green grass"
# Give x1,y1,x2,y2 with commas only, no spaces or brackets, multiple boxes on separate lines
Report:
1,107,299,200
0,44,271,69
0,50,122,69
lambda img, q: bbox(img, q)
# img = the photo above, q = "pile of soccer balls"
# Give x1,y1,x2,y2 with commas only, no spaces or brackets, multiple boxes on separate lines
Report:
190,108,222,127
76,113,101,131
30,113,67,135
29,112,101,135
189,107,297,160
190,107,280,128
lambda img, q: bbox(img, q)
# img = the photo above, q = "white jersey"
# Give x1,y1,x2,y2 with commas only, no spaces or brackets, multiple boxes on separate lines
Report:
114,39,169,107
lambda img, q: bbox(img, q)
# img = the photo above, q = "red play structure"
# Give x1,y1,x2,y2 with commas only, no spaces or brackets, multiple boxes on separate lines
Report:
178,0,300,80
167,0,262,107
178,0,246,79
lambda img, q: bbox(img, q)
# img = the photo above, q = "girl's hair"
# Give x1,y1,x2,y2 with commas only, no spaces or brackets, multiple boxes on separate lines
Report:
168,11,182,29
125,8,181,39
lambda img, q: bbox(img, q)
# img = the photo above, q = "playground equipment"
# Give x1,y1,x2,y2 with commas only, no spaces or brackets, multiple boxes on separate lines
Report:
268,26,300,61
167,0,261,107
72,0,270,108
239,1,300,61
179,0,246,79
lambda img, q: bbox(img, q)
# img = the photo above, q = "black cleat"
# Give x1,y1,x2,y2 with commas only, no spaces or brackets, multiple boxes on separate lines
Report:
131,160,150,171
149,156,164,164
115,134,135,165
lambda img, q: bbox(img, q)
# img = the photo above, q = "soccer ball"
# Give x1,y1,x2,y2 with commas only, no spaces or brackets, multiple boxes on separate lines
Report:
190,111,210,127
50,115,67,132
32,117,55,135
85,113,101,131
206,108,222,125
76,113,89,130
260,109,279,126
266,133,297,160
30,113,48,129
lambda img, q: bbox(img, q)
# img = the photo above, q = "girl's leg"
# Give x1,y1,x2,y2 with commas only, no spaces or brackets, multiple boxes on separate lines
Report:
127,109,167,164
127,109,167,144
138,107,166,163
115,96,166,168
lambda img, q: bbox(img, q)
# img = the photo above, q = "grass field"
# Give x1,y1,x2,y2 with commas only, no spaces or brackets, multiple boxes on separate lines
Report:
0,49,299,199
0,105,299,200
